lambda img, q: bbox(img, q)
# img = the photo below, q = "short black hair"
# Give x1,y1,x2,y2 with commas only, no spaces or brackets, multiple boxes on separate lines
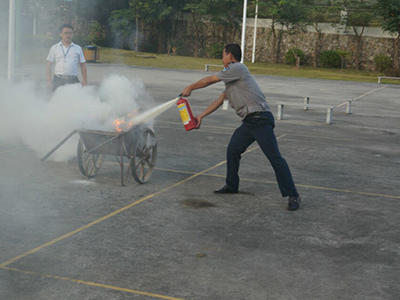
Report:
59,24,74,33
224,44,241,62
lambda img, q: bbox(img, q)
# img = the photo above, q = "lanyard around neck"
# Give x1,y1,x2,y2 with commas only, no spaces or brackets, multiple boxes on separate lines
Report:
61,44,71,60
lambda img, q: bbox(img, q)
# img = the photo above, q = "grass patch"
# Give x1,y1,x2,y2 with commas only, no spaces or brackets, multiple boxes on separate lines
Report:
99,48,385,83
21,46,393,84
100,48,223,71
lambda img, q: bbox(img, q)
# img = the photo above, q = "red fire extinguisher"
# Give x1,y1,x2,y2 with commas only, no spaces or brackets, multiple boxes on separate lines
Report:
177,97,198,131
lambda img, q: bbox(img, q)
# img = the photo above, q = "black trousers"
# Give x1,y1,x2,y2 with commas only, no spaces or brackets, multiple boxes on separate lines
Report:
53,75,80,91
226,111,298,197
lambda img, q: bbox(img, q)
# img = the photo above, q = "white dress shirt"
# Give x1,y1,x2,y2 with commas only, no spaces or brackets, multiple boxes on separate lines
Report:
47,42,86,76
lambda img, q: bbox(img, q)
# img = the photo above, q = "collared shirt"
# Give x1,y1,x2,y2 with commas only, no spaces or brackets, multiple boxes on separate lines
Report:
216,62,271,119
47,42,86,76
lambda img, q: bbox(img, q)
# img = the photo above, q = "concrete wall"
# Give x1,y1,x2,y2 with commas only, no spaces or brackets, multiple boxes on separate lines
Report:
244,18,398,70
170,17,398,71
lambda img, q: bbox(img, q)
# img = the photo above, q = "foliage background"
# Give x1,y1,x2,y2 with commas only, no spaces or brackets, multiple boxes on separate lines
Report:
1,0,399,71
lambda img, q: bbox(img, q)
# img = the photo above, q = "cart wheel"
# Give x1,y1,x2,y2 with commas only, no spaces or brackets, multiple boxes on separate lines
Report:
77,137,105,177
131,127,157,184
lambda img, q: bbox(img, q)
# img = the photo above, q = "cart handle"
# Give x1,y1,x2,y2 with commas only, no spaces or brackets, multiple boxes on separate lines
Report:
41,130,78,161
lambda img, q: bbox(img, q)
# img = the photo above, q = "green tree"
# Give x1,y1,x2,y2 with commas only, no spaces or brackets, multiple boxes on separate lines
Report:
275,0,310,69
108,9,135,49
88,20,102,45
338,50,350,71
185,0,208,57
128,0,158,51
374,0,400,68
306,4,341,67
76,0,129,44
256,0,308,64
204,0,244,44
338,0,374,69
156,0,187,54
26,0,62,35
23,0,130,45
256,0,283,63
184,0,243,56
129,0,186,53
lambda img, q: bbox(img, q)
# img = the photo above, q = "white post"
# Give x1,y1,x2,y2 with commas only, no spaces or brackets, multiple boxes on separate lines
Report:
240,0,248,63
303,97,309,111
33,14,37,35
277,104,284,120
346,100,352,114
8,0,16,82
326,108,333,125
251,1,258,63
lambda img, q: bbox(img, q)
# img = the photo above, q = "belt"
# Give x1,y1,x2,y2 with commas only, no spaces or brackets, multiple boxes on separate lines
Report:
245,111,270,119
55,74,78,79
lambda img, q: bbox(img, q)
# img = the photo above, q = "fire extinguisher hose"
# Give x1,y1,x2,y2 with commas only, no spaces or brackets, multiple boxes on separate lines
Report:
129,97,181,126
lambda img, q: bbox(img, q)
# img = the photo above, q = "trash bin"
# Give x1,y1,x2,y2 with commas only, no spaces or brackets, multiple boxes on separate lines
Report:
83,45,99,63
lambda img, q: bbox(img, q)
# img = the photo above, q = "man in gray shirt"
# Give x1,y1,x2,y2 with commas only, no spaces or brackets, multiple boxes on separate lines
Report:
181,44,301,211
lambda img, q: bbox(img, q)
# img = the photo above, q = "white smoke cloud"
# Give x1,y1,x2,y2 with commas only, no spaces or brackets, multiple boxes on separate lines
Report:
0,74,155,162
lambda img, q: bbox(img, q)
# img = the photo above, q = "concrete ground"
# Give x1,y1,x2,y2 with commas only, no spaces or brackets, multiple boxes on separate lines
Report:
1,64,399,300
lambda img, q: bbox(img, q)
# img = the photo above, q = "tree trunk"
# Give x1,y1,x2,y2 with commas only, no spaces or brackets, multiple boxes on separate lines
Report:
192,12,199,58
135,15,139,52
194,28,199,58
230,19,236,42
353,26,364,70
292,48,300,70
291,34,300,70
355,36,361,70
158,31,162,54
313,31,321,67
394,33,399,69
271,22,277,63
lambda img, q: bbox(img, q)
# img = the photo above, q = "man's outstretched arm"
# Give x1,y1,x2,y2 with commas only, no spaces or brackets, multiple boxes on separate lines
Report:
181,75,221,97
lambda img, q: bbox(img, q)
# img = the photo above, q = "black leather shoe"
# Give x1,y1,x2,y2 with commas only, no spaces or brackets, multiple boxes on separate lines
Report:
288,195,301,211
213,185,238,194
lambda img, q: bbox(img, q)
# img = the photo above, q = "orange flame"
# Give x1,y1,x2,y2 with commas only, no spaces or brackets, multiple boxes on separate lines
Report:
112,118,125,132
113,110,139,132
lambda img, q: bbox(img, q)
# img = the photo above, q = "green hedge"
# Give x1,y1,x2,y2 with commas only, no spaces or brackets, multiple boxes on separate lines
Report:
320,50,341,68
284,48,305,65
374,54,393,72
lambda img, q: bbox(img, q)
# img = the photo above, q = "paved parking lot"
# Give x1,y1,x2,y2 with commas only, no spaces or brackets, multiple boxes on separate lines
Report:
1,64,399,299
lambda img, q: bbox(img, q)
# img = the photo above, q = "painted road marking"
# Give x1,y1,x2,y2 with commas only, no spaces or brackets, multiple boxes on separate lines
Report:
0,135,285,295
154,168,400,200
1,131,398,300
353,85,387,101
0,267,189,300
0,138,273,268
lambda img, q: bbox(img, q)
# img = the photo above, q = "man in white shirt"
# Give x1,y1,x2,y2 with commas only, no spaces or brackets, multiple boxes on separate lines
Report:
46,24,87,91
